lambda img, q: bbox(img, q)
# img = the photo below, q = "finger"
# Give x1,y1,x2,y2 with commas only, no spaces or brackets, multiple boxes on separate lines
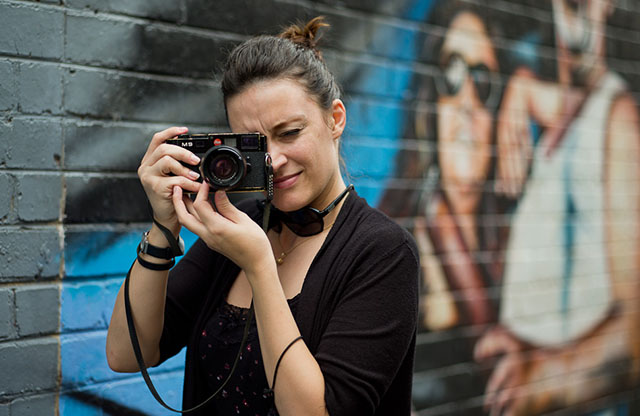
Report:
505,129,520,198
142,127,189,164
192,181,225,227
486,356,516,399
493,386,515,416
214,191,242,223
495,117,509,194
147,153,201,181
172,186,207,236
144,170,202,196
145,142,201,169
182,194,202,222
474,329,504,361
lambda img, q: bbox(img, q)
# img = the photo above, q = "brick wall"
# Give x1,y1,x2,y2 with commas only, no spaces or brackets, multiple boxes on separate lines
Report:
1,0,639,415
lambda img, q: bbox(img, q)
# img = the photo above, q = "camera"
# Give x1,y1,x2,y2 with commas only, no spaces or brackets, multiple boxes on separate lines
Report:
166,133,272,193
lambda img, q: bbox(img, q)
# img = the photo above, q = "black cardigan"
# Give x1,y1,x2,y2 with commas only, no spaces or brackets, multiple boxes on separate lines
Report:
157,189,420,415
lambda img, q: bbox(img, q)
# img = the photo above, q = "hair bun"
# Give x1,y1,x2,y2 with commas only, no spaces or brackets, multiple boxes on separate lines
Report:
279,16,329,58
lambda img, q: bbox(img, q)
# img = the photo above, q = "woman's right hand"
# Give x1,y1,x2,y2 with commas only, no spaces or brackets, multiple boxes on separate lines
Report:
138,127,202,231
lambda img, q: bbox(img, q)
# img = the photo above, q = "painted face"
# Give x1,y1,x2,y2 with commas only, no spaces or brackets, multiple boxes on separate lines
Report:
552,0,611,75
226,78,345,212
436,11,497,215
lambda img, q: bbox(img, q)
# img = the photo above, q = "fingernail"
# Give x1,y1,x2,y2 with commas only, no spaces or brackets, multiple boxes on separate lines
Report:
190,154,201,164
188,170,200,180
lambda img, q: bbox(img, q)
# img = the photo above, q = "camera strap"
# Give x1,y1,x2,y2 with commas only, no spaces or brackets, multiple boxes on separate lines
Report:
124,193,275,413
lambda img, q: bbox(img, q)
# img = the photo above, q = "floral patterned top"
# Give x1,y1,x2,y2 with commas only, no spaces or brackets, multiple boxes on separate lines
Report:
198,294,300,416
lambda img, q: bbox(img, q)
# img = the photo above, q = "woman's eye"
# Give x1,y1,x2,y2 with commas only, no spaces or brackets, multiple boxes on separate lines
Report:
281,128,301,137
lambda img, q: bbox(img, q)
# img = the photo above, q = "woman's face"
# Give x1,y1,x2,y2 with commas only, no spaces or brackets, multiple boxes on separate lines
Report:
437,12,497,215
226,78,345,212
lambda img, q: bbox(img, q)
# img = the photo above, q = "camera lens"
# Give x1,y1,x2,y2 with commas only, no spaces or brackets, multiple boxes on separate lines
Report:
200,146,246,190
212,156,235,179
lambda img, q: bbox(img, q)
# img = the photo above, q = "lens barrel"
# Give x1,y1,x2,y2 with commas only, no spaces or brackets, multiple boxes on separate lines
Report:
200,145,246,190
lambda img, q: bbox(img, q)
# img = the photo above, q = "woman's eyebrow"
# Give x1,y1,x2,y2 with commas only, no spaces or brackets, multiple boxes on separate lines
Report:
271,115,308,132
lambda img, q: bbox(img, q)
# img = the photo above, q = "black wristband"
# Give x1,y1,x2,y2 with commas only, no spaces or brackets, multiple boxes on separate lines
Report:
136,254,174,271
152,219,185,257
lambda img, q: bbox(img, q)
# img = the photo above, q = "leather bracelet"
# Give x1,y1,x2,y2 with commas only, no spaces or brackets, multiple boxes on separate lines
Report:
152,218,185,257
136,254,174,271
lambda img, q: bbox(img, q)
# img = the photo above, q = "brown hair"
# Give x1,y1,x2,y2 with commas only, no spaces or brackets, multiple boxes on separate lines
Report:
221,16,341,111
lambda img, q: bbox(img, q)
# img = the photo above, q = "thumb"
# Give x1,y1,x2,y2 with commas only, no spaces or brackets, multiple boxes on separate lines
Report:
214,190,240,222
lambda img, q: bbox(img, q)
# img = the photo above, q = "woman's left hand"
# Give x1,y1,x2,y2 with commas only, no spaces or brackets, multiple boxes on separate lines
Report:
172,182,274,276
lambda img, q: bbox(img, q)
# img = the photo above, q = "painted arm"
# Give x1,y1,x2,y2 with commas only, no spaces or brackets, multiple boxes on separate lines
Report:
425,193,495,326
495,67,569,198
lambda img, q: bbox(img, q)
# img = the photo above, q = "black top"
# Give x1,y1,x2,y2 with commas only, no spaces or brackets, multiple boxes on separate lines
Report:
199,295,300,415
157,188,420,416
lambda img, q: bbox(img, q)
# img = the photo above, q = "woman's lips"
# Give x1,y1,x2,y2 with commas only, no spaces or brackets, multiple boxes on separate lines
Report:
274,173,300,189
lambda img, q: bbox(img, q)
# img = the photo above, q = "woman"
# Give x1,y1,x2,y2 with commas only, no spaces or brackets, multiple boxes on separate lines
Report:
380,2,504,332
106,17,419,416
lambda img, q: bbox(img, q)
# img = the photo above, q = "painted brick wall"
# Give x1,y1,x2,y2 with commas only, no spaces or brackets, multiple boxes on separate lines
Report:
1,0,639,415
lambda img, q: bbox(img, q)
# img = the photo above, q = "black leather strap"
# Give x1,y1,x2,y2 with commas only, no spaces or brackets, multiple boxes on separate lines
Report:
136,254,174,271
152,219,184,257
123,200,273,413
138,232,176,260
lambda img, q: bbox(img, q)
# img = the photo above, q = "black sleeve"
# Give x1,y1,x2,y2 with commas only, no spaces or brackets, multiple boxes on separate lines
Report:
317,228,420,416
157,238,221,364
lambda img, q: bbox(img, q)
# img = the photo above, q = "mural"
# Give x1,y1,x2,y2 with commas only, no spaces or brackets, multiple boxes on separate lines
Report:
381,0,640,414
58,0,640,414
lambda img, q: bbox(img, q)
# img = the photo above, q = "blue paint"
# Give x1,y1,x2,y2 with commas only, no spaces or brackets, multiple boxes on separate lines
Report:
60,330,185,387
403,0,436,21
59,369,185,415
369,25,419,61
65,229,199,278
61,277,122,331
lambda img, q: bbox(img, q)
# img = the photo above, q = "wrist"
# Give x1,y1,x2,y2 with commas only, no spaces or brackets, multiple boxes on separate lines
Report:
245,257,279,288
147,224,179,248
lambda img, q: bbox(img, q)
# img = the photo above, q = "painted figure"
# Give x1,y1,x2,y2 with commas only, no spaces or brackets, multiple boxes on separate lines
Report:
475,0,640,413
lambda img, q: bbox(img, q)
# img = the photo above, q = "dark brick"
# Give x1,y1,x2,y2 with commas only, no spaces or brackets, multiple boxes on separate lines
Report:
0,338,59,395
0,3,64,59
66,15,237,78
1,118,63,170
16,173,62,222
64,175,150,223
18,62,64,115
0,288,14,340
63,68,225,125
66,0,183,22
64,122,153,172
321,12,371,55
183,0,314,35
316,0,418,19
0,228,61,281
15,285,60,336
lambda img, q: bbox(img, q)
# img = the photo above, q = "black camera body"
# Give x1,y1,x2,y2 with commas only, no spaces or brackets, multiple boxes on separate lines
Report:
166,133,271,193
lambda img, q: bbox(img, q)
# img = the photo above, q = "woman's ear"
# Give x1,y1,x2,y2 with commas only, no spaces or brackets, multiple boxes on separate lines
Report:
330,99,346,140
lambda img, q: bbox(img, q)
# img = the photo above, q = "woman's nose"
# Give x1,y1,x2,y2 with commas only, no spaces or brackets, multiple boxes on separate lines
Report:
267,142,287,173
